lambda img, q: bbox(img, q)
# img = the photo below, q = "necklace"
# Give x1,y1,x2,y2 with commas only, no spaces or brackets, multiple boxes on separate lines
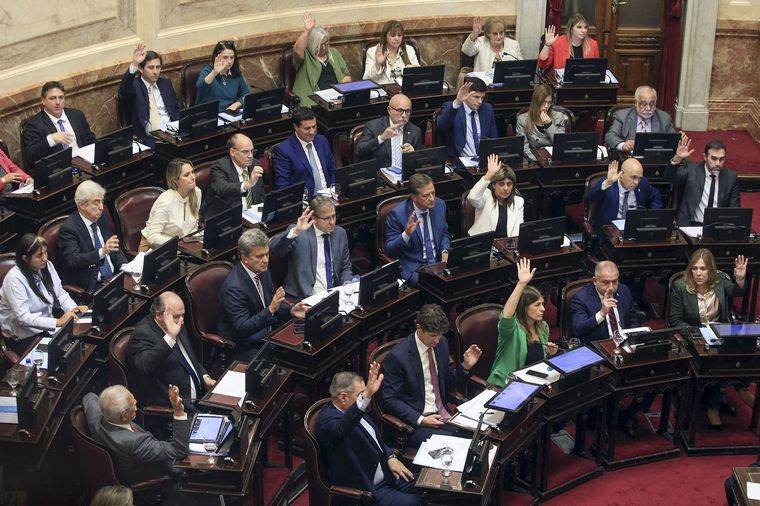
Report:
220,73,228,86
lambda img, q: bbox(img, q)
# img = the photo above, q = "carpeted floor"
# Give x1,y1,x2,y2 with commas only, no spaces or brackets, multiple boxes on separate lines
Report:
681,130,760,175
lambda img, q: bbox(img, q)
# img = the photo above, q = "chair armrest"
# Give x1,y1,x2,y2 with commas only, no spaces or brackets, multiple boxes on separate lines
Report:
468,375,489,389
381,413,415,434
63,284,92,305
141,405,174,417
130,475,172,492
331,486,375,503
447,390,468,405
201,332,236,349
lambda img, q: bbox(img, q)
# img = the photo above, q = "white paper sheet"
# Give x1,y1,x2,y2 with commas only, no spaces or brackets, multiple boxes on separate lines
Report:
747,481,760,500
700,325,721,345
513,361,560,386
120,252,146,274
242,205,263,225
466,71,493,86
459,156,479,168
22,337,52,370
413,435,472,472
11,184,34,194
166,118,226,132
314,88,342,102
218,104,290,123
455,388,504,428
380,167,402,185
0,397,18,425
612,219,625,231
212,371,246,400
73,142,151,164
678,226,703,238
301,283,360,314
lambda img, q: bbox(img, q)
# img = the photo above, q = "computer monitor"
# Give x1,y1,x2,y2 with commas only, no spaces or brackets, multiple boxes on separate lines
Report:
492,60,537,88
401,146,447,182
446,231,494,272
241,88,285,122
304,290,342,343
401,65,445,96
622,327,678,347
710,323,760,353
93,126,134,167
177,100,219,139
485,380,541,413
518,217,565,255
245,341,276,397
92,271,128,326
478,136,524,170
563,58,608,84
333,80,380,107
632,133,680,163
141,236,180,284
203,203,243,250
546,346,605,376
48,316,79,375
334,159,378,200
622,209,676,242
703,207,753,241
33,147,73,191
17,361,47,427
260,182,305,224
358,260,400,308
551,132,598,163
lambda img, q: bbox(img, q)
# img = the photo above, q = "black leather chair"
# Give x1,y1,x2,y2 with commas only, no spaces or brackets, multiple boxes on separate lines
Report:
180,60,207,109
559,277,594,346
114,186,163,258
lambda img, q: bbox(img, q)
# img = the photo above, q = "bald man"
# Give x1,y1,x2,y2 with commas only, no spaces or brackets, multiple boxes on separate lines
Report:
354,93,423,168
604,85,675,154
585,158,662,253
128,291,215,412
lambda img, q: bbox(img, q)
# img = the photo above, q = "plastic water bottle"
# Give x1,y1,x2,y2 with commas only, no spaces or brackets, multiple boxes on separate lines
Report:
24,358,33,380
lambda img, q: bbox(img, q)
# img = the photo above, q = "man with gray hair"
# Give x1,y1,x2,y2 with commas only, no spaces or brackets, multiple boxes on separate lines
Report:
604,84,675,154
218,228,308,361
58,180,127,291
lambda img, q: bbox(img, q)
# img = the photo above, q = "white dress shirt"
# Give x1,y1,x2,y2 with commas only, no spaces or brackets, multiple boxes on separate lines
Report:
462,102,480,157
45,110,80,150
296,136,327,190
233,161,250,209
79,213,114,281
140,75,171,133
694,165,720,224
401,202,438,262
414,331,440,424
141,188,202,248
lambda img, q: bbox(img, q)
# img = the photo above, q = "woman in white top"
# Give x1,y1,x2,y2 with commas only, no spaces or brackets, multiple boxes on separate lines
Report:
462,16,523,73
0,234,87,354
363,20,420,85
140,158,201,252
468,153,524,237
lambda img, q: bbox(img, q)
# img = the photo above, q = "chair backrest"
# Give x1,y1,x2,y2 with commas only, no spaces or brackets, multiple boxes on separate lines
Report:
37,215,69,267
193,162,212,195
331,131,350,168
604,104,631,137
180,60,207,109
559,277,594,344
431,107,444,149
461,190,476,235
281,47,296,94
553,105,576,133
19,116,33,171
185,261,233,358
460,33,476,69
303,398,334,504
664,270,686,322
115,92,131,129
368,340,401,418
69,405,122,496
455,303,502,380
375,195,408,260
348,124,365,166
114,186,163,258
108,327,133,388
260,145,277,193
0,253,16,288
584,171,607,233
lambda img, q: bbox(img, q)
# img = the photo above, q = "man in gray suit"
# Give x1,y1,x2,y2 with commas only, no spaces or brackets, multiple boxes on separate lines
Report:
665,135,740,226
269,195,353,300
605,85,675,154
201,133,264,219
354,93,422,168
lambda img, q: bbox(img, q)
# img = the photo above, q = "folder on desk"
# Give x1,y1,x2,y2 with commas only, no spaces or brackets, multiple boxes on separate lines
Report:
0,397,18,425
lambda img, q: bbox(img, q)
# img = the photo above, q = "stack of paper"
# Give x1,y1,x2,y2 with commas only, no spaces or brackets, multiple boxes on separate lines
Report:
454,389,504,429
73,142,151,164
120,252,146,274
212,370,246,407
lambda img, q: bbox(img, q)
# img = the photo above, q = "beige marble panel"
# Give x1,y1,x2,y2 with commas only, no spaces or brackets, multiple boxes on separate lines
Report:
718,0,760,20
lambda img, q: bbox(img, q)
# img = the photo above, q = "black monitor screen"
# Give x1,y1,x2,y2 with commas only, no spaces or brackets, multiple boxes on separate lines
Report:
492,59,537,88
447,231,494,272
478,136,524,170
142,236,179,284
564,58,608,84
546,346,605,376
632,133,680,163
333,80,380,94
622,209,675,242
92,271,128,326
552,133,598,163
703,207,752,241
178,100,219,139
204,203,243,250
261,182,305,224
622,327,678,346
358,260,400,308
334,159,378,200
518,217,565,255
94,126,134,167
48,316,76,375
485,380,541,412
304,290,341,342
401,65,445,96
711,323,760,337
33,147,73,191
242,88,285,122
401,146,447,182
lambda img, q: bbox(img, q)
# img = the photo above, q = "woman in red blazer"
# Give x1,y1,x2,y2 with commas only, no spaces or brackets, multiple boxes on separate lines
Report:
537,13,600,74
0,149,30,194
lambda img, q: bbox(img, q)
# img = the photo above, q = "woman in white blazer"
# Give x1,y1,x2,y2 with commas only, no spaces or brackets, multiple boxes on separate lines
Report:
461,16,523,73
468,153,524,237
363,20,419,85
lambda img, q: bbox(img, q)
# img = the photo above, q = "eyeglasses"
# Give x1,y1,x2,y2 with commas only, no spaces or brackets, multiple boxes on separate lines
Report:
314,214,337,222
637,101,656,109
389,106,412,115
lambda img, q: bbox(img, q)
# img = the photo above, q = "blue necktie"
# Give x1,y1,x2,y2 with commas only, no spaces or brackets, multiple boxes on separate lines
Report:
420,212,436,265
172,341,202,396
57,119,69,149
470,111,480,154
91,222,113,279
306,143,324,193
322,233,333,289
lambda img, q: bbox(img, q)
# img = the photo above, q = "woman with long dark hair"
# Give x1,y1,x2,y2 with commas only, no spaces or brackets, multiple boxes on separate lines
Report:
195,40,250,112
467,153,524,237
363,20,420,84
516,84,566,161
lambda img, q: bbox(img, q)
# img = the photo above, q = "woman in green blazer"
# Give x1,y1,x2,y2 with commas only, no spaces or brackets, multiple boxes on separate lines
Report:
488,258,558,387
667,248,748,429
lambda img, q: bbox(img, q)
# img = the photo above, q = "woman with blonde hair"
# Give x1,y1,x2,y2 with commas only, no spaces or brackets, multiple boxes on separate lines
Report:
462,16,523,72
538,12,600,74
89,485,133,506
140,158,201,252
516,84,566,160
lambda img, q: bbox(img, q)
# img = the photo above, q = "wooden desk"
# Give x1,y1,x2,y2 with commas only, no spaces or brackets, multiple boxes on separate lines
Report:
417,258,513,309
152,125,238,166
681,329,760,455
235,114,293,152
73,150,157,195
335,184,398,229
74,298,149,351
0,209,19,253
592,339,690,470
4,173,92,228
495,238,586,296
178,238,237,264
486,85,535,119
552,81,618,131
602,225,688,274
732,466,760,506
312,96,388,145
682,234,760,271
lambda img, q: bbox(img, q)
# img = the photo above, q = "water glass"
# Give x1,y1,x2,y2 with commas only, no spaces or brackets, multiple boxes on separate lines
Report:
612,330,625,355
203,441,218,465
32,349,44,381
5,369,19,396
131,271,142,291
440,447,454,478
330,183,341,201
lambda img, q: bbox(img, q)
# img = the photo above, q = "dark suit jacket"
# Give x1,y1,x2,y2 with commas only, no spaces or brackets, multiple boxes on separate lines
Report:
667,274,743,330
269,224,353,300
200,155,264,219
380,333,467,426
385,197,450,286
58,211,128,292
665,161,740,226
354,117,423,167
127,315,208,408
273,133,335,196
118,71,180,147
82,392,189,485
218,262,291,359
23,108,96,166
585,176,663,237
316,401,395,494
436,101,498,157
570,283,640,343
604,107,675,151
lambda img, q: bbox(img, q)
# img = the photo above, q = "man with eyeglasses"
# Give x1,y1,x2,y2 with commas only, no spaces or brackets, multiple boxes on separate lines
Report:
269,196,353,300
354,93,422,168
605,85,675,154
200,133,264,219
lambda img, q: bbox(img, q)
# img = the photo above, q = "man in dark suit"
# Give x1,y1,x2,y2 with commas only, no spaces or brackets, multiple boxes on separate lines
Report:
58,180,127,292
435,77,498,158
385,174,450,287
118,43,180,147
22,81,96,166
128,291,215,412
585,158,662,254
570,261,649,437
218,229,308,361
354,93,423,167
605,85,675,154
273,107,335,197
317,365,422,506
380,304,482,449
665,135,741,226
201,133,264,219
269,196,353,300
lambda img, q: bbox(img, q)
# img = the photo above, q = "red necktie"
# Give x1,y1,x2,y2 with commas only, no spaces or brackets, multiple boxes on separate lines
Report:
130,422,141,432
427,347,450,421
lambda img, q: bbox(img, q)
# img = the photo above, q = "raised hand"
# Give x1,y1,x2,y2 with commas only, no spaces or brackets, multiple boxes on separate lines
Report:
303,11,316,31
375,43,386,67
404,211,422,236
454,81,473,106
484,153,500,180
471,16,483,37
462,344,482,369
132,43,147,66
364,361,384,399
605,160,620,185
600,288,617,316
168,384,185,416
163,306,181,339
674,133,693,163
103,235,120,254
51,131,75,145
293,208,314,235
516,257,536,285
248,166,264,187
544,25,558,47
269,286,286,314
290,301,309,319
735,254,748,282
379,121,401,141
212,52,228,75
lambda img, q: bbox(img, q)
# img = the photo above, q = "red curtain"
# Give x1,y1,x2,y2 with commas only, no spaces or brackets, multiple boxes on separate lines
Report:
546,0,565,28
656,0,684,116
